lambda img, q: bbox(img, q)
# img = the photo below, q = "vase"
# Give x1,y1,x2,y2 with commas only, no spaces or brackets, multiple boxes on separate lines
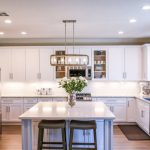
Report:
68,92,76,107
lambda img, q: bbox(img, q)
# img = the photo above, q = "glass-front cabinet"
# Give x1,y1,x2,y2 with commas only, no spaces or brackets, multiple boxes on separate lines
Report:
55,50,66,78
93,50,107,79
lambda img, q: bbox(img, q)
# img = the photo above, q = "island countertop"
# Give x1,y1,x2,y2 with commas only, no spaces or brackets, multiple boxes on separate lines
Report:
19,101,115,120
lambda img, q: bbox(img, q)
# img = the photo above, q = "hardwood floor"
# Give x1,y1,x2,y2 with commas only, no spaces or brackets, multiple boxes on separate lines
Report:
0,125,150,150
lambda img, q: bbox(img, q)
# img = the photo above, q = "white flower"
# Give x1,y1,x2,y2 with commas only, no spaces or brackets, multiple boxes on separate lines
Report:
62,77,68,81
60,80,65,86
79,76,84,81
71,77,76,80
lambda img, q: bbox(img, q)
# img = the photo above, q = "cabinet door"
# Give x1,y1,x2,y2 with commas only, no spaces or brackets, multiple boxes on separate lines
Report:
136,100,143,127
142,103,150,133
2,104,9,121
127,98,136,122
23,104,36,112
109,104,126,122
108,47,124,80
9,104,23,122
125,47,142,80
26,48,40,81
40,48,54,81
0,48,11,81
12,48,26,81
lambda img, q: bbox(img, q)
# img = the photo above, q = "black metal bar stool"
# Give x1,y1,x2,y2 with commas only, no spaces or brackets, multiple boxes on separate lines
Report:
69,120,97,150
37,120,67,150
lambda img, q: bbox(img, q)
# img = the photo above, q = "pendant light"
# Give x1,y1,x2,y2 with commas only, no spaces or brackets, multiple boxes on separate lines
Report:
50,20,89,66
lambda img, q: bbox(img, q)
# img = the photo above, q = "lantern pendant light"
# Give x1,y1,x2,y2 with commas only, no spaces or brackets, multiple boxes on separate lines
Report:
50,20,89,66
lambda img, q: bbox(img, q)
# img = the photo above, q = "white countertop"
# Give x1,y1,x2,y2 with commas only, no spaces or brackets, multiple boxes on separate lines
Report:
19,101,115,120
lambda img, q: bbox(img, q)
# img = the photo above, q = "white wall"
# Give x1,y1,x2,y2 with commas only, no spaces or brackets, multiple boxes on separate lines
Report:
1,81,140,97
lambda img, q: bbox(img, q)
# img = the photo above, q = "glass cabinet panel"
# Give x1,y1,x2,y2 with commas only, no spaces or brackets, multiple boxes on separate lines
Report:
94,50,106,79
55,50,66,78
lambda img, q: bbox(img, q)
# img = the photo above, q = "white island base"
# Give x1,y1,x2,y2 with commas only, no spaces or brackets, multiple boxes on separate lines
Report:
20,102,115,150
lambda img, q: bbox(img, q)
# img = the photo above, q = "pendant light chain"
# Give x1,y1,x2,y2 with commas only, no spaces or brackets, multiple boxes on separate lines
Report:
73,21,75,54
65,22,67,51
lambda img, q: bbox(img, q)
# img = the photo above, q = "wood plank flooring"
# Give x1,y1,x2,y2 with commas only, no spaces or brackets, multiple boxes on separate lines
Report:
0,125,150,150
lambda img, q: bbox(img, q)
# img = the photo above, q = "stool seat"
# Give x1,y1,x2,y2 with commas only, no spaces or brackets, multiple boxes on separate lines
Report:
38,120,66,129
70,120,96,129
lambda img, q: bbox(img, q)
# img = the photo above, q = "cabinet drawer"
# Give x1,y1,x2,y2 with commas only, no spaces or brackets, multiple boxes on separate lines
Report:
96,98,127,104
1,98,23,104
38,98,53,102
24,98,38,104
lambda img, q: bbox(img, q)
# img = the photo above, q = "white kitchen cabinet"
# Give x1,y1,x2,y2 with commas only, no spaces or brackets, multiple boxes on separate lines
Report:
136,99,150,134
124,47,142,80
26,48,40,81
40,47,54,80
1,98,23,122
11,48,26,81
126,98,136,122
0,48,11,81
108,47,124,80
38,98,53,102
95,97,127,122
142,44,150,81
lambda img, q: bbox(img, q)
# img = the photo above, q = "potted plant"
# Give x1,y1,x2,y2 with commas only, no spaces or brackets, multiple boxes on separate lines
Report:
59,76,88,106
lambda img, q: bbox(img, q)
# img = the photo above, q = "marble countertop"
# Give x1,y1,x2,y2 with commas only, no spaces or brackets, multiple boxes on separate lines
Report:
19,101,115,120
136,96,150,104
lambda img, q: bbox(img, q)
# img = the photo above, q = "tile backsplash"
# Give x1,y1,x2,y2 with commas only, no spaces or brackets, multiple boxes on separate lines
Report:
1,81,140,97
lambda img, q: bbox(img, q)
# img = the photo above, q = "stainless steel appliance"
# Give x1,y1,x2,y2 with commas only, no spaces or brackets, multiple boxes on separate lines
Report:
76,93,92,101
67,66,92,80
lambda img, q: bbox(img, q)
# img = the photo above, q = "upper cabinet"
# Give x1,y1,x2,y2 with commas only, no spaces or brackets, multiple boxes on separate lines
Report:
142,44,150,81
108,46,142,81
40,47,54,81
26,48,40,81
92,48,108,80
108,47,124,80
0,47,26,81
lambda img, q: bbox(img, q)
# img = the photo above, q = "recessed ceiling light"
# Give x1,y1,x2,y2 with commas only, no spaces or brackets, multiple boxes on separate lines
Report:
118,31,124,35
0,32,4,35
4,19,12,24
129,19,137,23
142,5,150,10
21,32,27,35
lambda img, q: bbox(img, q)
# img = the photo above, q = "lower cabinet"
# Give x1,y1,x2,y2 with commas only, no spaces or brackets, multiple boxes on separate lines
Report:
136,99,150,134
2,98,23,122
95,97,127,122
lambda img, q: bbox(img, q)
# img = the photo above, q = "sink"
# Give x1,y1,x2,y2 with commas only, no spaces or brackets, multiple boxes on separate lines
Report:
144,98,150,101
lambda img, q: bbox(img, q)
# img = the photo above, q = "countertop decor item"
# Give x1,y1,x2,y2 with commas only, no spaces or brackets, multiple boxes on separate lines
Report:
50,20,89,66
59,76,88,106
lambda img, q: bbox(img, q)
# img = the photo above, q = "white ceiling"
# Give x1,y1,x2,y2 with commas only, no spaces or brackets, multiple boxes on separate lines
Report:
0,0,150,38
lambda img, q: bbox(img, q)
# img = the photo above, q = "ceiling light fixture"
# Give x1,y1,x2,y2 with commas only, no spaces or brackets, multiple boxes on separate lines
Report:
129,19,137,23
118,31,124,35
21,31,27,35
0,32,4,35
50,20,89,66
142,5,150,10
4,19,12,24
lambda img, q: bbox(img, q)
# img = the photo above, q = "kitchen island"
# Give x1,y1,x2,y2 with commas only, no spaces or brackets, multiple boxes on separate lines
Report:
19,101,115,150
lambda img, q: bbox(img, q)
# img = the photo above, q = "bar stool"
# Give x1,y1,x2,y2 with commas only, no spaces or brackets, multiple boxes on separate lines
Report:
37,120,67,150
69,120,97,150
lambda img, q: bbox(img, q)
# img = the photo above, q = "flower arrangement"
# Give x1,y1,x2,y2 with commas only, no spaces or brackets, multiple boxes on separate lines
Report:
59,76,88,94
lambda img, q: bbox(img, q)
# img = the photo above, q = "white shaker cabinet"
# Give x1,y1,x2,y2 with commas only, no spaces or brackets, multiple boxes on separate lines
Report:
108,47,124,80
11,48,26,81
0,48,11,81
142,44,150,81
40,47,54,81
136,99,150,134
1,98,23,122
124,47,142,80
26,48,40,81
126,98,136,122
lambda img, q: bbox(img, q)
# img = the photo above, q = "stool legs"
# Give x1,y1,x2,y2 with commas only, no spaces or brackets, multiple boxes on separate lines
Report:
93,129,97,150
69,128,74,150
62,128,67,150
38,128,44,150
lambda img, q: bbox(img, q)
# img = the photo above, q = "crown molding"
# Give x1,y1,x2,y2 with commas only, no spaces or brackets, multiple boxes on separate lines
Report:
0,37,150,46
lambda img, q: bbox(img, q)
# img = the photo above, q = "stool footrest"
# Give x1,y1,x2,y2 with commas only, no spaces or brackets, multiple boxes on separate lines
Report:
72,148,96,150
72,142,96,145
43,142,65,145
42,146,64,149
